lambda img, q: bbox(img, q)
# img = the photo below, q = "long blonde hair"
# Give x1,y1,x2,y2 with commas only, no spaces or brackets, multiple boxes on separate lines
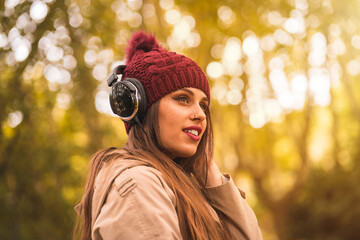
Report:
75,101,232,240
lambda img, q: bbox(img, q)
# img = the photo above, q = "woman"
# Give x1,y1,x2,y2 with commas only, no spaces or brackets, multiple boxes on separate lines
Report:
75,31,263,240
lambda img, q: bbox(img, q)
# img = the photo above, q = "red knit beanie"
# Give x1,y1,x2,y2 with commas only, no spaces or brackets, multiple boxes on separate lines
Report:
121,31,210,133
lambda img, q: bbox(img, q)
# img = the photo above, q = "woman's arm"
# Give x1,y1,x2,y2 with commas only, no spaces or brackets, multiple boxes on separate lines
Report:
205,159,223,188
205,158,263,240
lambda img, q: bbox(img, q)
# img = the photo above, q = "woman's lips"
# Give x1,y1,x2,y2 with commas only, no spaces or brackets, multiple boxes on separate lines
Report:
183,131,201,141
182,126,202,141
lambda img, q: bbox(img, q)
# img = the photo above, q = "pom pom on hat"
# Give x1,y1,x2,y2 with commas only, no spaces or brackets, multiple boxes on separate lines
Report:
120,31,210,134
125,31,162,64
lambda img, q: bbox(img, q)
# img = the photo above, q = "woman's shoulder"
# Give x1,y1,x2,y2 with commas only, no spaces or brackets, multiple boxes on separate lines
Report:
112,164,169,193
92,157,175,216
92,163,181,240
95,156,169,194
102,161,176,207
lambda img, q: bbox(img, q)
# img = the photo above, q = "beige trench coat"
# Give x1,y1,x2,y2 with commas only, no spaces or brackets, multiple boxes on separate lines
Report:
76,159,263,240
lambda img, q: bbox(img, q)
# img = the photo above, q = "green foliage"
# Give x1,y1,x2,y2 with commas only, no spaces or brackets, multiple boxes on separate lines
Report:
289,166,360,240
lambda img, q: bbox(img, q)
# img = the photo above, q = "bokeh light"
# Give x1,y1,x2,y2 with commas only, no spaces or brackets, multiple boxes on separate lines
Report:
243,35,260,56
30,1,48,23
206,61,224,79
218,6,236,28
7,111,23,128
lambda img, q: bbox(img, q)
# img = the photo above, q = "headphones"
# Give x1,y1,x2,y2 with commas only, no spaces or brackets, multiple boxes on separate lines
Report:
107,65,147,125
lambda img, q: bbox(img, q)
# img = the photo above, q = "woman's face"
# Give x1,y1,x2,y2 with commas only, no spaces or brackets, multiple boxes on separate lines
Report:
158,88,209,159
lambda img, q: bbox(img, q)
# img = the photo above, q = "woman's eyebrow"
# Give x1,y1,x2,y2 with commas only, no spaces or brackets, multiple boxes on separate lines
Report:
180,88,194,96
179,88,209,102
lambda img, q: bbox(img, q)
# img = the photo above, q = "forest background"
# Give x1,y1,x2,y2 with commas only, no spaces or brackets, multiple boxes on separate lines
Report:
1,0,360,239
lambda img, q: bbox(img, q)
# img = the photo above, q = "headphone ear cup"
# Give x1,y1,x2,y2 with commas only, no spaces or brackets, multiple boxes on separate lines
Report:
123,78,147,122
109,81,136,120
109,77,147,124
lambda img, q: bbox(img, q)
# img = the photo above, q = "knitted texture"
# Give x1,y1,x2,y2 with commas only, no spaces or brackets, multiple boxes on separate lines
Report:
121,31,210,133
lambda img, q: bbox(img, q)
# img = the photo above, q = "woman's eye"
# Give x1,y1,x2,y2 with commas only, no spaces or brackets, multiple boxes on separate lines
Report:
175,96,188,103
200,103,208,112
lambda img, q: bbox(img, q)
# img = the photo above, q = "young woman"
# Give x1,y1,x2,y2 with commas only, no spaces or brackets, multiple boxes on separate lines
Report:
75,31,262,240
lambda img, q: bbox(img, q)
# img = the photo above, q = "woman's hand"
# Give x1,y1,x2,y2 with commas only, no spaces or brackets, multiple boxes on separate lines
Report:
205,158,223,188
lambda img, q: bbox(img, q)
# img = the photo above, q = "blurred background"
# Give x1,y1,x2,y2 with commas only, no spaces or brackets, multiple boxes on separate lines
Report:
1,0,360,239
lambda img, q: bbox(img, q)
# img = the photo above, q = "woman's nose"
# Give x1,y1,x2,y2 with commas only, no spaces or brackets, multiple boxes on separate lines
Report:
190,105,206,121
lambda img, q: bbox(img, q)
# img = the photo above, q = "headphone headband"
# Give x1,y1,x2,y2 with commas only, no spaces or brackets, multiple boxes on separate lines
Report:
107,65,126,87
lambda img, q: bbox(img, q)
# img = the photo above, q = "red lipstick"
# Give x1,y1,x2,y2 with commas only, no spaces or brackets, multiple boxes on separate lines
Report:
182,126,202,141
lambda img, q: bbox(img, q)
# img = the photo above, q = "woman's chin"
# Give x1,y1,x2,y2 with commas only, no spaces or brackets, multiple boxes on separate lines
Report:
175,151,197,159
